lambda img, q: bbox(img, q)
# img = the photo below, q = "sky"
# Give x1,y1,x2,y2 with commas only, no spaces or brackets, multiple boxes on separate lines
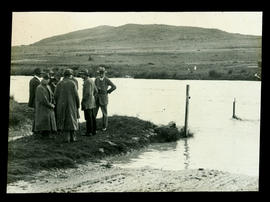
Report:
11,12,263,46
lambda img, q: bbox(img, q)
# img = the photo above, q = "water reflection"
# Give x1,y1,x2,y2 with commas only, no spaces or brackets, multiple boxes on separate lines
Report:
183,138,190,169
152,141,177,151
110,141,178,168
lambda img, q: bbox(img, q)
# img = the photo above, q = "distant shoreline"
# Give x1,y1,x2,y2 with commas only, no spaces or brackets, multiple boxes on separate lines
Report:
10,73,260,81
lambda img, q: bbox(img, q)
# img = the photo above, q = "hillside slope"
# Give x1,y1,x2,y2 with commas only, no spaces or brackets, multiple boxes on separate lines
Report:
32,24,261,49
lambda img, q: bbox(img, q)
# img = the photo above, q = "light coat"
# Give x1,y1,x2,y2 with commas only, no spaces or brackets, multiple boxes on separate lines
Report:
81,77,98,110
54,77,80,131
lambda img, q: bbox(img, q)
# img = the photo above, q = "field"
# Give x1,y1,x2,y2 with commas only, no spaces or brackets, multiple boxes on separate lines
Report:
10,46,261,80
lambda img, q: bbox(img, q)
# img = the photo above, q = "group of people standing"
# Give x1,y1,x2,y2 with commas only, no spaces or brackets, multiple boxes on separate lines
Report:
28,66,116,143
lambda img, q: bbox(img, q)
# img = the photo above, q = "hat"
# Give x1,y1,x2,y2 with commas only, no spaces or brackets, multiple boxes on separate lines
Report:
64,69,73,77
97,66,107,73
39,69,46,75
42,73,50,80
33,68,42,75
78,69,89,76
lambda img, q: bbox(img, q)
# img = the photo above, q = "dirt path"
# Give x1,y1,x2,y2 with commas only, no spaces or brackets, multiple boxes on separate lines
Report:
7,161,258,192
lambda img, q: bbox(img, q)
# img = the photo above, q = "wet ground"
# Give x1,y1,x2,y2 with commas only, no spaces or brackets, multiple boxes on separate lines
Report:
7,160,258,193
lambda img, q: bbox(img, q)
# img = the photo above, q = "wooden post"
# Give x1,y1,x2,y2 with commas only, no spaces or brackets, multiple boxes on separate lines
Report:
232,98,236,119
184,85,190,137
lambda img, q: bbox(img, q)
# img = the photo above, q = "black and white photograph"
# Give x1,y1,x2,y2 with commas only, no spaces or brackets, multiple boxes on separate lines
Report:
7,11,262,192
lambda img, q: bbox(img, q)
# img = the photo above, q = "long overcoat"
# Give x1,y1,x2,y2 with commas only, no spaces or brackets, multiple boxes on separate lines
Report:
34,84,57,132
54,77,80,131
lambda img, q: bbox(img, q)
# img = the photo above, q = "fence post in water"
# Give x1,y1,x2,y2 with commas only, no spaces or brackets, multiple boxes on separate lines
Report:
232,98,236,119
184,85,190,137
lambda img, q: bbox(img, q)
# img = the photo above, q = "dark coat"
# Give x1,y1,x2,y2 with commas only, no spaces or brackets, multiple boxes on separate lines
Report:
34,84,57,132
94,76,116,106
54,77,80,131
81,78,98,110
28,77,40,108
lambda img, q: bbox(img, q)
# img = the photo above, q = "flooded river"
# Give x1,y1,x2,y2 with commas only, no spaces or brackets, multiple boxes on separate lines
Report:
9,76,261,176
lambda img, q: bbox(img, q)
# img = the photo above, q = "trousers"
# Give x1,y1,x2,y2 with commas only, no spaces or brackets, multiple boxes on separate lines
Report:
84,108,96,135
94,101,108,129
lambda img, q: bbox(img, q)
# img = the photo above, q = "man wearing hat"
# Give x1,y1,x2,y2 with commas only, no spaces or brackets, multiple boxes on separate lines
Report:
28,68,43,108
48,69,60,93
79,69,98,136
54,69,80,143
28,68,43,134
94,66,116,131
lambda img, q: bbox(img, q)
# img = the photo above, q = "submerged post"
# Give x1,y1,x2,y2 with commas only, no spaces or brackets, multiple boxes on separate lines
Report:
232,98,236,119
184,85,190,137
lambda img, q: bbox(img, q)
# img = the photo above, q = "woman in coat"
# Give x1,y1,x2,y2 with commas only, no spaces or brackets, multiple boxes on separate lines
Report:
34,74,57,137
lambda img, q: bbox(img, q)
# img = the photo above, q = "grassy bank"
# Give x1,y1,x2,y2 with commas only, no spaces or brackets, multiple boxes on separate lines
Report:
9,96,34,139
10,63,260,81
8,99,192,183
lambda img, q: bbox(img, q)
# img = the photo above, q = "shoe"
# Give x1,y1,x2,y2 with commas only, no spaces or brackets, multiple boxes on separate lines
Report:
102,128,107,131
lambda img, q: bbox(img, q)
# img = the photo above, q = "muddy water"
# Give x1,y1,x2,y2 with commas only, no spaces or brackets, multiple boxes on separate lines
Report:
9,76,261,177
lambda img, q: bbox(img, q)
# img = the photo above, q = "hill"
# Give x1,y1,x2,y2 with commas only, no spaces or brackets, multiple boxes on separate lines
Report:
32,24,260,49
10,24,262,80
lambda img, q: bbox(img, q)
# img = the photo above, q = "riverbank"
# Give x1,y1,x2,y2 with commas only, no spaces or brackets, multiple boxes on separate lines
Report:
8,99,258,192
10,66,260,81
7,160,258,192
8,99,191,184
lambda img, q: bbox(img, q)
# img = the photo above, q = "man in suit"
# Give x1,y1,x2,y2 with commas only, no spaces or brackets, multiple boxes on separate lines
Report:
94,66,116,131
28,68,43,134
79,69,98,136
28,68,42,108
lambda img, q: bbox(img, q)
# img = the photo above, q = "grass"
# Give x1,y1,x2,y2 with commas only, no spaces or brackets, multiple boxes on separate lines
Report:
10,46,261,81
7,99,192,183
9,96,33,128
153,126,193,142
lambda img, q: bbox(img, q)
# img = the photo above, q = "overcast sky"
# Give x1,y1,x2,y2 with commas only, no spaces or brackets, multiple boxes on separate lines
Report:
11,12,263,46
